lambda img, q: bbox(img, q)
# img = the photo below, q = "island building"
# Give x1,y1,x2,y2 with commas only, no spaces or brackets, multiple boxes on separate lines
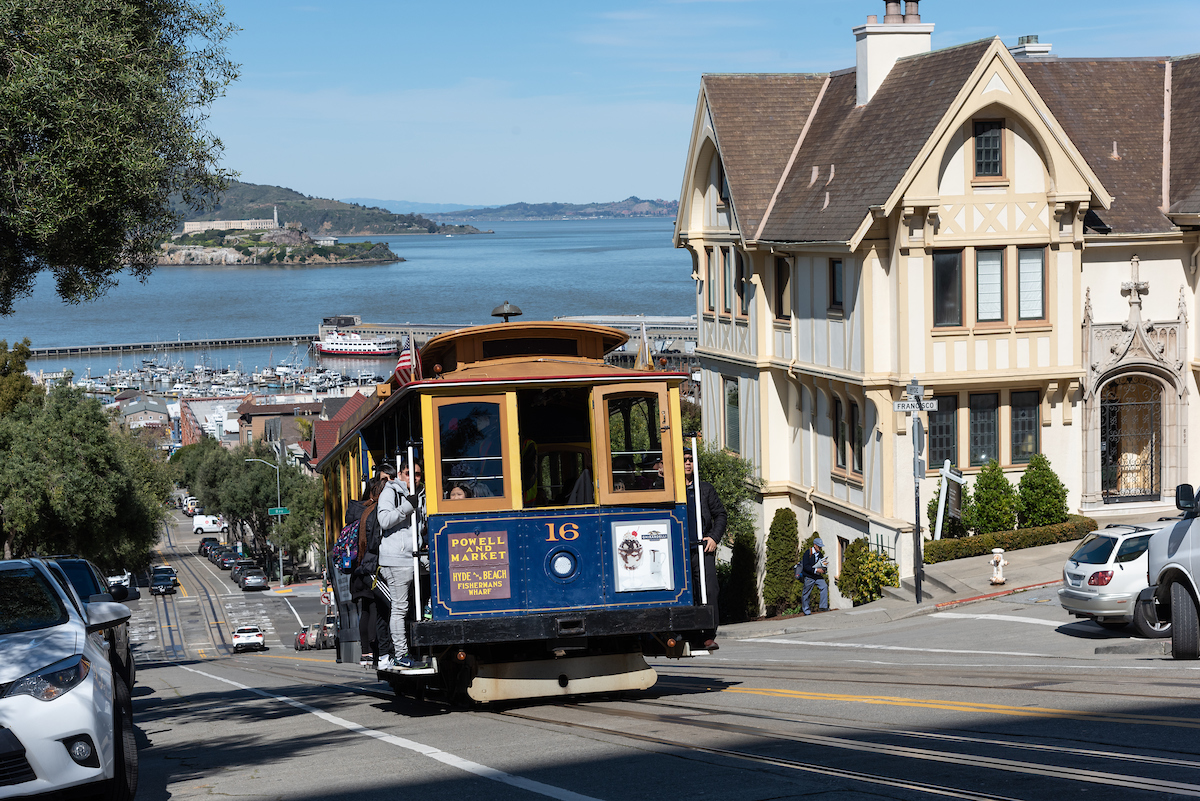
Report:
673,0,1200,607
182,206,281,234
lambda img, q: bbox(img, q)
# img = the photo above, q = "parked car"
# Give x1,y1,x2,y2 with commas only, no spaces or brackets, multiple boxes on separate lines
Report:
1058,525,1169,638
232,626,266,653
305,623,322,650
1143,485,1200,658
0,559,137,799
198,537,218,555
208,547,230,564
47,556,136,689
192,515,228,536
152,565,179,586
240,569,269,591
218,553,240,570
293,630,308,650
229,560,258,583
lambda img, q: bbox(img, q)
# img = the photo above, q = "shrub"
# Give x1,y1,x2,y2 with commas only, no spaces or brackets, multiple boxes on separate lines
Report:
835,539,899,606
923,514,1097,563
1018,454,1069,528
763,508,800,617
927,479,973,539
700,443,762,622
966,460,1018,534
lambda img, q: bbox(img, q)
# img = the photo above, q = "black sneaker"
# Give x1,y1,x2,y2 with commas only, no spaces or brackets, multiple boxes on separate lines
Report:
396,654,417,670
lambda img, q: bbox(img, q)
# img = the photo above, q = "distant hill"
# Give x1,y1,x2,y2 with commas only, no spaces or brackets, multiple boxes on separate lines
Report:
425,197,679,222
176,182,484,236
340,198,495,215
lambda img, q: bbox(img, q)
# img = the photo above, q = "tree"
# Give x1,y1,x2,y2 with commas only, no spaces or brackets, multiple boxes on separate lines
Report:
0,0,239,314
0,338,38,414
926,479,973,539
1017,454,1069,528
763,508,800,617
697,442,762,622
965,460,1018,534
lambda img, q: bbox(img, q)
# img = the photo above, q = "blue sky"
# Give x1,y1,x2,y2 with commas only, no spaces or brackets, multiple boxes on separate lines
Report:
208,0,1199,206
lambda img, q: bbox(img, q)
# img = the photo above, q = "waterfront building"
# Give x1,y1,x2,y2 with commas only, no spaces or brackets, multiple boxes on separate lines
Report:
673,0,1200,608
182,206,281,234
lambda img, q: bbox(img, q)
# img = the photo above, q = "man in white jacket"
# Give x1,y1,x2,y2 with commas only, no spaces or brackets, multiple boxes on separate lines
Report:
375,460,424,669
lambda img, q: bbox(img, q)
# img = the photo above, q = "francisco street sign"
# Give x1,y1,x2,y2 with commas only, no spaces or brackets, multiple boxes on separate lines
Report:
268,507,290,516
893,399,939,412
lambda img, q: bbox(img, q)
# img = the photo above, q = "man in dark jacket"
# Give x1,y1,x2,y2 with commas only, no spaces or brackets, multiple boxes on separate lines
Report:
684,447,726,650
799,537,829,615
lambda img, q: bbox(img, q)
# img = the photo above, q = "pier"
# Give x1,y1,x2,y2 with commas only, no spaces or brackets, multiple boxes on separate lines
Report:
29,334,312,357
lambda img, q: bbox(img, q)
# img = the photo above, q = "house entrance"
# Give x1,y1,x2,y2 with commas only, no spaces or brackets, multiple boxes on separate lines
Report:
1100,376,1161,503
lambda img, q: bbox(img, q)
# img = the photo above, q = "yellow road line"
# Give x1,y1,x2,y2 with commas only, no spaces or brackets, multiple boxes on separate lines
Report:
724,687,1200,729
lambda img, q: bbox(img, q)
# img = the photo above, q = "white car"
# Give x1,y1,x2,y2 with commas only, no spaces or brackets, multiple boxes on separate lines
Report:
232,626,266,653
0,559,137,799
193,514,229,536
106,569,132,589
1058,525,1170,638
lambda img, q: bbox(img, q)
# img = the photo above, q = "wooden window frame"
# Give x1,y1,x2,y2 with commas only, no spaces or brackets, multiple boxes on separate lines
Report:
774,257,791,322
721,247,733,315
592,382,676,507
932,250,964,328
969,392,1000,467
975,248,1005,324
833,396,847,469
736,249,751,318
850,401,863,474
972,120,1006,182
724,377,740,455
430,393,514,513
704,246,715,312
1010,389,1040,464
829,258,844,314
1016,246,1047,322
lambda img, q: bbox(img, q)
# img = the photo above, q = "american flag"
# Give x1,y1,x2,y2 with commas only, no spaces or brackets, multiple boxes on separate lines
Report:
393,335,422,386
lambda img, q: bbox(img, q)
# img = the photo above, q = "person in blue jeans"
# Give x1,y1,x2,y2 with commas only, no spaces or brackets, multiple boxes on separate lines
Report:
799,537,829,615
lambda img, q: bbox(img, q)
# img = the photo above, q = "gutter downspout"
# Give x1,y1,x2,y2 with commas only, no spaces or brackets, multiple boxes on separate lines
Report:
1191,240,1200,275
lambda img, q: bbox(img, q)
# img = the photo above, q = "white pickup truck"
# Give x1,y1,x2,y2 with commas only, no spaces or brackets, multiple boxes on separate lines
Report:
1141,483,1200,659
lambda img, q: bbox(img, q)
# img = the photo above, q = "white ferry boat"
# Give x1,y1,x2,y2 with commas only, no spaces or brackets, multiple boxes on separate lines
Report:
313,330,397,357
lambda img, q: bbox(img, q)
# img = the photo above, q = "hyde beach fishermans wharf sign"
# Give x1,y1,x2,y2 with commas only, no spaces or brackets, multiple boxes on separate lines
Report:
448,531,511,601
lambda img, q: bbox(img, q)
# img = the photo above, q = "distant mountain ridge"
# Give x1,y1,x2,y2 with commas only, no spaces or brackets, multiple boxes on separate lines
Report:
424,197,680,222
176,182,483,236
340,198,494,214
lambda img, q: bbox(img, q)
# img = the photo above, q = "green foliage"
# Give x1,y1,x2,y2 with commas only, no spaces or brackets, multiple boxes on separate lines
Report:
0,384,171,568
835,539,900,606
924,515,1097,563
698,443,762,622
0,338,39,416
1017,454,1069,528
965,460,1018,534
763,508,800,616
927,479,973,539
679,398,702,436
0,0,239,314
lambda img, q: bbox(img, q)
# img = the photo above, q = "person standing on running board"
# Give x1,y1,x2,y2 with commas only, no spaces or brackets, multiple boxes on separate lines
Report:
684,446,725,650
376,460,421,670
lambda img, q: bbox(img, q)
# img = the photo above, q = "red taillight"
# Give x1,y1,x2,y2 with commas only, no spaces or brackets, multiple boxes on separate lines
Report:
1088,571,1114,586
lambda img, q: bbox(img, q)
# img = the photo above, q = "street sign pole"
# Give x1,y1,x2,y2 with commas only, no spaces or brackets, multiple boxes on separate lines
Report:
907,378,925,605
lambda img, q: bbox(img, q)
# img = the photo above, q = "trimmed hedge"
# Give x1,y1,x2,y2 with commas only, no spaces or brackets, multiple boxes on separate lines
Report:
923,514,1097,564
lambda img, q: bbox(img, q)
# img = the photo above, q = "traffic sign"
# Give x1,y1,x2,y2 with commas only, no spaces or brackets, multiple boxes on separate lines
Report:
268,506,289,516
320,591,331,605
893,399,939,412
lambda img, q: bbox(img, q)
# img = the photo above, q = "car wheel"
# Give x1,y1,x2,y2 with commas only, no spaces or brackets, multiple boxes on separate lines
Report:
194,528,203,536
221,527,229,533
98,675,138,801
115,645,136,688
1171,581,1200,659
1133,598,1172,639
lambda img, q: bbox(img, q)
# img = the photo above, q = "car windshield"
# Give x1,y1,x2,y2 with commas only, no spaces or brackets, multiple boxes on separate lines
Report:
0,566,69,635
1069,534,1117,565
57,560,103,597
1116,534,1153,563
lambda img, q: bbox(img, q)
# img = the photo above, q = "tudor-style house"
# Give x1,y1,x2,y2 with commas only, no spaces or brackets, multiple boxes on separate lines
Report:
673,0,1200,606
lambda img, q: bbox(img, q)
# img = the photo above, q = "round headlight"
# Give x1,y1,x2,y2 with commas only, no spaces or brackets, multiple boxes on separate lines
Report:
550,552,576,578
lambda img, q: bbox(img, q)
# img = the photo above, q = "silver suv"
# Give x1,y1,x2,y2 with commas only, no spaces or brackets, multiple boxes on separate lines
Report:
1142,484,1200,659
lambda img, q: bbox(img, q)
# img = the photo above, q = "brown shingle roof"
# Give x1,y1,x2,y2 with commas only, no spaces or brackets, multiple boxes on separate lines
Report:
702,74,828,235
760,39,994,243
1169,54,1200,214
1021,58,1171,234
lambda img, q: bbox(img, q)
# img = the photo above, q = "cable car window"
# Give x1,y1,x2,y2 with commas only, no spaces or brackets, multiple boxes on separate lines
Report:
517,387,593,507
607,394,663,493
438,400,506,500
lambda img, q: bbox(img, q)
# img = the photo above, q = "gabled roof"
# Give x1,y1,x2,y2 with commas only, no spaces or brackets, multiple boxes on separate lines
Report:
1169,53,1200,215
759,39,994,243
702,74,828,234
1020,58,1172,233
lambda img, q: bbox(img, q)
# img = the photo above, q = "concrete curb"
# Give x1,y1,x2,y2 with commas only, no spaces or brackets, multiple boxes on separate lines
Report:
933,579,1064,610
1094,640,1171,655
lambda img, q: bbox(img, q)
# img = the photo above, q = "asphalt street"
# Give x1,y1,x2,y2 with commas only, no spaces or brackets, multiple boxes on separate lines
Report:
124,518,1200,801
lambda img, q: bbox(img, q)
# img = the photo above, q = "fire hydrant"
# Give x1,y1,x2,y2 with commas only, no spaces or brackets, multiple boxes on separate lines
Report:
989,548,1008,585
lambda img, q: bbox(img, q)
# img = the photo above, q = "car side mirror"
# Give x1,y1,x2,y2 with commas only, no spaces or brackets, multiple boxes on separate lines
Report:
107,584,130,602
86,600,131,634
1177,484,1196,513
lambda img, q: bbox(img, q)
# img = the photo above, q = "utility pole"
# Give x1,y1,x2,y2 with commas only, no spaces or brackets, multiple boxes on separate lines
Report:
245,458,282,584
894,379,937,604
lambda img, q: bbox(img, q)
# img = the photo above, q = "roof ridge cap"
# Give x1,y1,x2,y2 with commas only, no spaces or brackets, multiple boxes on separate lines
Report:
702,72,829,78
895,36,997,63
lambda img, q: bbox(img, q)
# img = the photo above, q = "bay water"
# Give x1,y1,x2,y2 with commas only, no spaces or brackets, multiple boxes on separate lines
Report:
5,218,693,378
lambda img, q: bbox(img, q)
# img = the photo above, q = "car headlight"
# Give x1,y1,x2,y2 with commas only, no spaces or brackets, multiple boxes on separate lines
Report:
4,655,91,701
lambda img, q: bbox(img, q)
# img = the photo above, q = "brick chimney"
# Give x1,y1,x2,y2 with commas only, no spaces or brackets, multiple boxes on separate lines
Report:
854,0,934,106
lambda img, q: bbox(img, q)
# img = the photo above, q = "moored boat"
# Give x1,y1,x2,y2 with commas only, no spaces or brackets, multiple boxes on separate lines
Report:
313,330,397,357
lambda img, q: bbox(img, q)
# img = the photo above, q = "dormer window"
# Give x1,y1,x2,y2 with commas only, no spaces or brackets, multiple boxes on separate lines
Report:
973,121,1004,178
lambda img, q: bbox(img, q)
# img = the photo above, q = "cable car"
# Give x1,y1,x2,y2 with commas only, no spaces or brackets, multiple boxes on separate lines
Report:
319,321,714,703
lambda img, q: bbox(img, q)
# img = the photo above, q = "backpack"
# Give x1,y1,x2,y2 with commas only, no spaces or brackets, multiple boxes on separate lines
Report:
332,519,359,574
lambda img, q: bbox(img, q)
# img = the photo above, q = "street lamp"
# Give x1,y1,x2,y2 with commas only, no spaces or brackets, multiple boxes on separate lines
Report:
245,458,282,584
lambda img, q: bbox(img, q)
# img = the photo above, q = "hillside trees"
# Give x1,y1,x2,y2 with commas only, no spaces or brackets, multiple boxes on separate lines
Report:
0,383,171,567
0,0,238,314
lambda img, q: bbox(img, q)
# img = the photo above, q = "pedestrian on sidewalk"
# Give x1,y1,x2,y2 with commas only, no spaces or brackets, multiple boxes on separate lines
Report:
799,537,830,615
684,447,726,650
